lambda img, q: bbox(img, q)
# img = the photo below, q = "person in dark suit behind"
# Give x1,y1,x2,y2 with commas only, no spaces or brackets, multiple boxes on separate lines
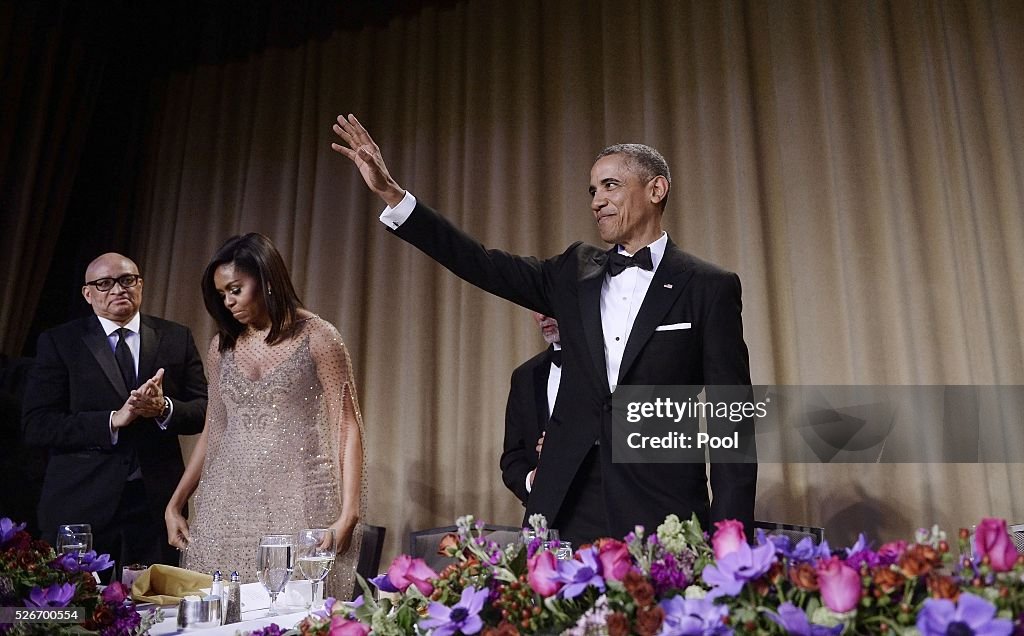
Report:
501,313,561,506
22,253,207,569
331,114,756,546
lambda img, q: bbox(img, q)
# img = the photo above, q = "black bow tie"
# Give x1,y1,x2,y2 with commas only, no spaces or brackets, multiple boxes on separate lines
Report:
607,246,654,276
550,349,562,368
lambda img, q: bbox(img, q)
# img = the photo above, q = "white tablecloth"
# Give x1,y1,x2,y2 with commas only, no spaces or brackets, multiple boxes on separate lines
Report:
148,608,308,635
146,581,318,635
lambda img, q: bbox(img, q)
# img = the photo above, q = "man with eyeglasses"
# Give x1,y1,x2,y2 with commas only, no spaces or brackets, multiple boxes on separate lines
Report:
22,253,208,572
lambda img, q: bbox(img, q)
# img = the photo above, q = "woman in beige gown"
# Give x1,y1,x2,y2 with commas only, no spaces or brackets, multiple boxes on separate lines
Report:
165,233,366,600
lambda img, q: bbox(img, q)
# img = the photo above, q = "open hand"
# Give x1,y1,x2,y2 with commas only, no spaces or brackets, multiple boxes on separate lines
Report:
330,114,405,207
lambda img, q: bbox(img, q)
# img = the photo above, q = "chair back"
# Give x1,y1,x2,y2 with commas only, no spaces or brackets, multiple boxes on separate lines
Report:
408,525,521,572
754,520,824,545
353,524,387,599
1010,523,1024,554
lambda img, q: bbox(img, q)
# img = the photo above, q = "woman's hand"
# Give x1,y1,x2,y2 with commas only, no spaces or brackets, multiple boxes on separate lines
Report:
328,513,360,555
165,506,191,551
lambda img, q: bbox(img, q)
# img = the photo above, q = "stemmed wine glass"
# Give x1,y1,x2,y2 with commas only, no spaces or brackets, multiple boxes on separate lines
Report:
256,534,294,616
56,524,93,564
295,528,335,613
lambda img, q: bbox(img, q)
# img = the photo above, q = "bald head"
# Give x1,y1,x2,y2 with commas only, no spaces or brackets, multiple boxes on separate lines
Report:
82,253,143,325
85,253,138,283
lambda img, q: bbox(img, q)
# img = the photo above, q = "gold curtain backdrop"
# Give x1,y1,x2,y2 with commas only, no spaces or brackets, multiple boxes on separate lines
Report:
127,0,1023,562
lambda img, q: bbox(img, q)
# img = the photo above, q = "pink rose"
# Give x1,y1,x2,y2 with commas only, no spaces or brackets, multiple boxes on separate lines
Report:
385,555,438,595
974,518,1018,572
527,549,563,597
100,581,128,604
330,616,371,636
817,556,862,613
597,539,632,581
877,540,906,565
711,520,746,559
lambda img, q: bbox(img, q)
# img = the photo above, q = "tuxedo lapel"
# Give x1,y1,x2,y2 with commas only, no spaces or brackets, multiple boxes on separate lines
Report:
137,316,161,385
617,241,696,385
82,318,130,398
578,252,610,394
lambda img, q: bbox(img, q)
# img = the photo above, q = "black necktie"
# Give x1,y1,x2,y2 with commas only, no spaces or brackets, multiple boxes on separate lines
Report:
607,246,654,276
114,328,137,390
550,349,562,368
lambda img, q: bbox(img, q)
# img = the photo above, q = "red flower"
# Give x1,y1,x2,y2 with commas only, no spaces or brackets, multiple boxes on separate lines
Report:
596,539,631,581
817,556,862,613
526,550,562,597
711,520,746,559
974,518,1018,572
101,581,129,604
330,615,372,636
385,555,438,596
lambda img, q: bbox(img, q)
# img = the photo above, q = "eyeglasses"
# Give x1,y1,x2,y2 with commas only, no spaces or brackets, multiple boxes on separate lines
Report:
84,274,142,292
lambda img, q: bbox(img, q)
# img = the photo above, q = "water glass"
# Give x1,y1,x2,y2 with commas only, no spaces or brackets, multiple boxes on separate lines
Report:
256,534,294,616
56,524,93,562
554,541,574,560
295,528,335,613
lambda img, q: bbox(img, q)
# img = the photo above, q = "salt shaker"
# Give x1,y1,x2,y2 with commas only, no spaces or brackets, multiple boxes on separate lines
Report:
223,570,242,624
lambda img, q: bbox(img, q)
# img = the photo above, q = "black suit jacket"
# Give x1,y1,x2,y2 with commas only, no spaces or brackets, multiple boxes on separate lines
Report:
22,314,207,542
393,202,756,538
500,346,554,505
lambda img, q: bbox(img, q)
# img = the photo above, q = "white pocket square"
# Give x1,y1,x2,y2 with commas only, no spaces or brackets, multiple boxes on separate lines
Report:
655,322,691,331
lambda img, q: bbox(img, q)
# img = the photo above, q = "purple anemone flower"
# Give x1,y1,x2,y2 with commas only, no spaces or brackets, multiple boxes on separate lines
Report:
51,552,82,572
80,550,114,572
657,595,732,635
420,585,489,636
764,602,843,636
0,518,26,546
369,572,399,593
702,541,776,600
553,547,606,599
916,593,1012,636
844,533,880,569
25,583,76,608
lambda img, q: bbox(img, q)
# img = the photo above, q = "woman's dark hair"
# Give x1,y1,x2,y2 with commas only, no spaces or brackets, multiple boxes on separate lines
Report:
201,233,303,351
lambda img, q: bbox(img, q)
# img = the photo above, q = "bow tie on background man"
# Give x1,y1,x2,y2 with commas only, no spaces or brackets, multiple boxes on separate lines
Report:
606,246,654,277
550,349,562,368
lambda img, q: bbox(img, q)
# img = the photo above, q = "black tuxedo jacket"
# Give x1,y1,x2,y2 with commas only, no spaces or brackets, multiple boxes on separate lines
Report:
500,346,554,505
22,314,207,541
393,202,756,538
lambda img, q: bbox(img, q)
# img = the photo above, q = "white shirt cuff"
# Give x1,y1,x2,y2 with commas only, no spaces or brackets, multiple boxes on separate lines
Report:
155,397,173,429
109,412,119,444
378,191,417,229
525,470,534,494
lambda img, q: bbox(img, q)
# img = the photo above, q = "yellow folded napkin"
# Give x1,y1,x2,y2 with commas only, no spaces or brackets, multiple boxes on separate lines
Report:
131,564,213,605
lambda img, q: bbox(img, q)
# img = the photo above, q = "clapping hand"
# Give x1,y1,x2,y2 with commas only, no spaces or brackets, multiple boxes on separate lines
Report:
129,368,166,418
330,114,406,208
113,368,166,428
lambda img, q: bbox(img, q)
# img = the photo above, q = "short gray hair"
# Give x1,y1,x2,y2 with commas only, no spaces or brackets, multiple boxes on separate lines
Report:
596,143,671,185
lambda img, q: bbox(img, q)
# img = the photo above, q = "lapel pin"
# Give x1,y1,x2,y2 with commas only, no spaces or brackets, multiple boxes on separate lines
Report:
663,283,673,289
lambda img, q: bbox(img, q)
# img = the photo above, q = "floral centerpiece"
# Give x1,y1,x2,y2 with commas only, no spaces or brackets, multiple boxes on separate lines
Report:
0,518,161,635
258,514,1024,635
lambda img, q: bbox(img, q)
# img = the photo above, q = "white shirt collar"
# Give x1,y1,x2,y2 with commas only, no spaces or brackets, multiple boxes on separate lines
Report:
617,231,669,271
96,313,141,337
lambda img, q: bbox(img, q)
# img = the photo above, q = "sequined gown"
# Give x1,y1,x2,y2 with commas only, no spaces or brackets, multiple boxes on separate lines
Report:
182,316,366,599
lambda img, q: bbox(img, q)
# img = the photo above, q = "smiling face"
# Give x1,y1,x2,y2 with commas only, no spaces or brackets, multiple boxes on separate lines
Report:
82,253,143,325
213,262,269,329
589,153,669,254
